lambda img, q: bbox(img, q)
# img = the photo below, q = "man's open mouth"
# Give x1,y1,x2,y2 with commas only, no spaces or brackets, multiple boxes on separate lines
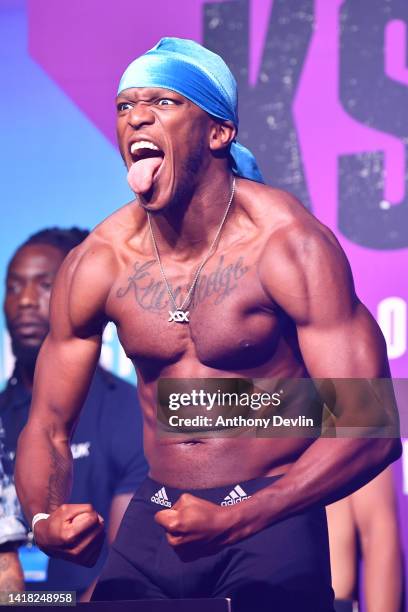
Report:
128,140,165,194
130,140,164,160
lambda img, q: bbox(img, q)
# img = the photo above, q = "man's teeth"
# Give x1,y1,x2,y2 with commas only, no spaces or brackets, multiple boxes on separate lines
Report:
130,141,160,155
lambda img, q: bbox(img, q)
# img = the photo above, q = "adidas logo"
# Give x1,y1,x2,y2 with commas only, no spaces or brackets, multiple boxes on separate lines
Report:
151,487,172,508
221,484,251,506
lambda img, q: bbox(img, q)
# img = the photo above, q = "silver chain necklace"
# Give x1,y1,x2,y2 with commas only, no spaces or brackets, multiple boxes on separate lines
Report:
147,177,236,323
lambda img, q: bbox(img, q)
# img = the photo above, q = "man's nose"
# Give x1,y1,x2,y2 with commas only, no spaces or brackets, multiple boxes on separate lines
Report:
127,103,155,129
18,283,39,308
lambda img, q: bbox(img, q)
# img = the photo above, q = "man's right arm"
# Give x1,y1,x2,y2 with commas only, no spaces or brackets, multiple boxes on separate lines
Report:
15,244,114,566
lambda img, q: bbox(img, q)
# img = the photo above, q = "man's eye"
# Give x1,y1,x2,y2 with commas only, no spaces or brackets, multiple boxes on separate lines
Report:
157,99,176,106
117,102,133,112
40,282,52,290
6,283,20,295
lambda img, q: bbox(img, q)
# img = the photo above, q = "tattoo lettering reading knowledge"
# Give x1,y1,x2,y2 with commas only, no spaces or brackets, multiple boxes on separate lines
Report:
116,255,249,312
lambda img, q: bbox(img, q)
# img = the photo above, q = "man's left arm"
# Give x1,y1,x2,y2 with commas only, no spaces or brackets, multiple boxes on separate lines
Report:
155,220,401,551
235,223,401,536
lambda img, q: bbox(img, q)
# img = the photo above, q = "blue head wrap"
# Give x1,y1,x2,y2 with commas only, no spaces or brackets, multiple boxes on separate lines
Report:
118,37,264,183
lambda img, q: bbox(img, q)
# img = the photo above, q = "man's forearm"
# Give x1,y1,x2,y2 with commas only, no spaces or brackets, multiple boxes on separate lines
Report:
233,437,401,535
15,423,73,522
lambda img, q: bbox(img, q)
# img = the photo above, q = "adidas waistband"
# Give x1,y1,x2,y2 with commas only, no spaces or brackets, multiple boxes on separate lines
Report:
138,474,283,508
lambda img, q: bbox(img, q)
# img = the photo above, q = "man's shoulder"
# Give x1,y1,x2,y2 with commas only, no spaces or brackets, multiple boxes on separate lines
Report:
241,181,337,258
62,200,141,278
247,185,353,309
51,235,116,332
57,233,115,287
92,199,141,242
240,180,320,235
55,204,137,304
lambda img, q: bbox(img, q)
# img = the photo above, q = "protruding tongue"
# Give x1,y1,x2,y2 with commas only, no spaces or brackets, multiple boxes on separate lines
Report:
127,158,163,194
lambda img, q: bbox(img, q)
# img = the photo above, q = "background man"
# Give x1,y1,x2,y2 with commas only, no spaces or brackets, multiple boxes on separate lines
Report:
2,227,147,599
15,39,401,612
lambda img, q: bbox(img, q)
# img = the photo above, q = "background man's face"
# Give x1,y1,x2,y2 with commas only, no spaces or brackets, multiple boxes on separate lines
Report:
4,244,65,363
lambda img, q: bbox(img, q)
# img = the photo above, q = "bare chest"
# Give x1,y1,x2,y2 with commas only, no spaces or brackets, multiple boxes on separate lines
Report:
106,253,281,371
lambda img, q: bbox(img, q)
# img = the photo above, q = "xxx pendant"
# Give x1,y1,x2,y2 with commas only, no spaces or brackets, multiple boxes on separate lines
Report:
148,178,236,326
168,310,189,323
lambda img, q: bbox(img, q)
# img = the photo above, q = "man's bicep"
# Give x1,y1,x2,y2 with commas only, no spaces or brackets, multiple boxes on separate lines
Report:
276,225,390,378
29,251,106,431
297,305,399,435
262,223,395,427
297,302,389,378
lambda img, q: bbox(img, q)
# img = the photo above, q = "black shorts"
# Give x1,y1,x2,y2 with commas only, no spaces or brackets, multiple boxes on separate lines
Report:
92,476,335,611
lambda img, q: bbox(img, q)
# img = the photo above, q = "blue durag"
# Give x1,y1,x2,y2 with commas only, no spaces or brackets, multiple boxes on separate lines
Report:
118,37,264,183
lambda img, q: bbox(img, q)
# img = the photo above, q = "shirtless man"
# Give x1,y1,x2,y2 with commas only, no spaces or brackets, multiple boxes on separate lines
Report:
15,38,401,611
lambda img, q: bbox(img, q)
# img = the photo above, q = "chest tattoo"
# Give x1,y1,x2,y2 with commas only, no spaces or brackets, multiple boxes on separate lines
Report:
116,256,250,313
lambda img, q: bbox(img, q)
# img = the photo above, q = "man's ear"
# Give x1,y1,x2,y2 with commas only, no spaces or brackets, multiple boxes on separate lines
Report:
209,120,237,152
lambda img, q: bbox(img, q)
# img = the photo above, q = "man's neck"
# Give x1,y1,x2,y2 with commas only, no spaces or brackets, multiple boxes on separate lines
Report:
149,170,235,258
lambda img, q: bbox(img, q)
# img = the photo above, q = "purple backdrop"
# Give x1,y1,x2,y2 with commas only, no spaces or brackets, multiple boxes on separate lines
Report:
4,0,407,607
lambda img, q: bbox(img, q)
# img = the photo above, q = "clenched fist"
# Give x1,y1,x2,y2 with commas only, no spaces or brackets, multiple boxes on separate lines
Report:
154,493,250,561
33,504,105,567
